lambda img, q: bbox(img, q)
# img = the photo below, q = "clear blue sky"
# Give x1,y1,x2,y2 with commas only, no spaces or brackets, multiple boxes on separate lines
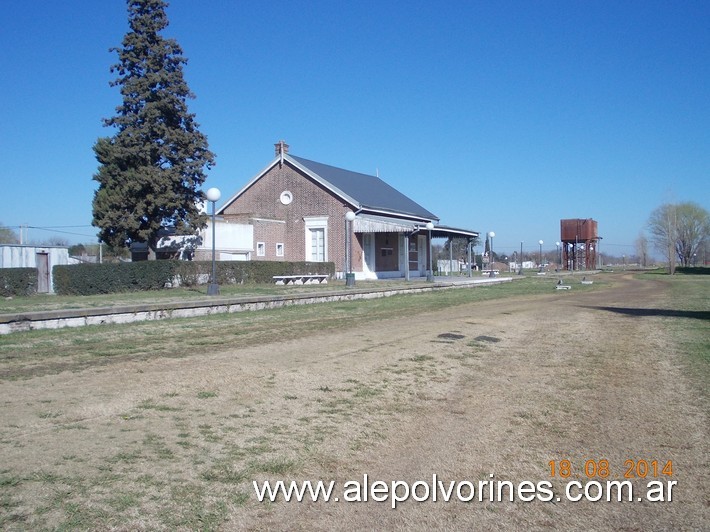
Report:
2,0,708,258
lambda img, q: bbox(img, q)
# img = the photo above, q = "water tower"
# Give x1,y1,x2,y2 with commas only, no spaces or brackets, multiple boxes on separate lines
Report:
560,219,599,270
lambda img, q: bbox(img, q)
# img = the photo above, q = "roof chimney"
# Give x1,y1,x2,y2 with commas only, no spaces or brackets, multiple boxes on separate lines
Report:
274,140,289,157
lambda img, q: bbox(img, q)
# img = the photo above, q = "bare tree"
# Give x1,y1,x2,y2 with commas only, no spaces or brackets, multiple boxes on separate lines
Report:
674,202,710,267
0,223,20,244
648,203,678,274
635,233,649,268
648,202,710,273
45,236,70,247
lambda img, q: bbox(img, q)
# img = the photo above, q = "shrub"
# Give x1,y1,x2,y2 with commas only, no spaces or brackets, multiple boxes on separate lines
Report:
676,266,710,275
53,261,177,295
174,260,210,287
181,261,334,285
53,260,336,295
0,268,37,297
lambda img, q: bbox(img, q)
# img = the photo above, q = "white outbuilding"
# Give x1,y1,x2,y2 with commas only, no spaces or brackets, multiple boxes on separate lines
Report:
0,245,74,293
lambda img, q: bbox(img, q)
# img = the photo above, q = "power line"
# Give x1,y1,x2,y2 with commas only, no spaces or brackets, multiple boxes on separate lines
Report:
28,226,97,238
1,225,97,239
33,225,94,229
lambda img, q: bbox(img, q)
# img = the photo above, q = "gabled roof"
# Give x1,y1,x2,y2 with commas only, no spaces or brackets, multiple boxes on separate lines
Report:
218,153,439,222
289,155,438,222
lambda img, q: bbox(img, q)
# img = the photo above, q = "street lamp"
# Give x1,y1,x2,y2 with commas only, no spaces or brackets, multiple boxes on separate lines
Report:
488,231,495,277
538,240,544,271
345,210,356,286
518,241,523,275
556,241,561,270
426,222,434,281
205,187,221,296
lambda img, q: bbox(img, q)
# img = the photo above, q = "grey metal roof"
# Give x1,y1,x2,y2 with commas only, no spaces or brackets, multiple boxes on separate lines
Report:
428,225,479,239
289,155,439,222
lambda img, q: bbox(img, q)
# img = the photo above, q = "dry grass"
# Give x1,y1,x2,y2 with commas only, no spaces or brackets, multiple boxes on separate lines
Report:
0,272,707,530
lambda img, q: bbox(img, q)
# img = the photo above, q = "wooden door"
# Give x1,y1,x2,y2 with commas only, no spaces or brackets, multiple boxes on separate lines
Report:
36,253,50,293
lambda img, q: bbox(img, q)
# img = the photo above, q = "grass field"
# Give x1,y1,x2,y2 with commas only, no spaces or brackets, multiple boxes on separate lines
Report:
0,269,594,315
0,271,707,530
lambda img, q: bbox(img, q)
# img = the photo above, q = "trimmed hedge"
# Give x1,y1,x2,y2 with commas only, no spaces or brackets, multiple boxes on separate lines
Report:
53,260,336,295
54,261,177,295
676,266,710,275
0,268,38,297
175,260,335,286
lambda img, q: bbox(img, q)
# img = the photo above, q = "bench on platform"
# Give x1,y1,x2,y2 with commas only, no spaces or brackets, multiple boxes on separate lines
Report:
555,284,572,290
273,274,328,285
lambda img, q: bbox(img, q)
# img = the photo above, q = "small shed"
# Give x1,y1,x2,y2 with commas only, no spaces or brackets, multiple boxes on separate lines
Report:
0,245,72,293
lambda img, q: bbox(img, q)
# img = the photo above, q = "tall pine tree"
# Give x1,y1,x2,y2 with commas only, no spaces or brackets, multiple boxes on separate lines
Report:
92,0,215,255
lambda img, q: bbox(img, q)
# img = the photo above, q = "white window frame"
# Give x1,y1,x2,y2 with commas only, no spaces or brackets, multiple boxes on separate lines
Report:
276,243,284,257
257,241,266,257
304,216,328,262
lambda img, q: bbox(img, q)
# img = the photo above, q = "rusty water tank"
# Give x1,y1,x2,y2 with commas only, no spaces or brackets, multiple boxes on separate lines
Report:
560,219,598,241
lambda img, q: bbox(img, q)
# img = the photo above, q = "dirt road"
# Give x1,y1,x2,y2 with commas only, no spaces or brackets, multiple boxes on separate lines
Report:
1,274,707,530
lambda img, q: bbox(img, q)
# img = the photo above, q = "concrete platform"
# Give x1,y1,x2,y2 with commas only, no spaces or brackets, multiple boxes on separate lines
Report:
0,277,514,335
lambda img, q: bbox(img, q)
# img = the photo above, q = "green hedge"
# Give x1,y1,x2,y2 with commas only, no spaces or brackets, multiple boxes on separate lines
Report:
0,268,37,297
53,260,335,295
175,260,335,286
54,261,177,295
676,266,710,275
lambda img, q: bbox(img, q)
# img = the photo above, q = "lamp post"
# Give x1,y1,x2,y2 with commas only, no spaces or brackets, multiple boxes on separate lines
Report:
518,241,523,275
556,241,561,270
345,210,356,286
206,187,221,296
488,231,495,277
426,222,434,281
538,240,544,271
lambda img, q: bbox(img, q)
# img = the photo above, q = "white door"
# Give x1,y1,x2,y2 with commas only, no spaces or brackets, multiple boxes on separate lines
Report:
310,228,325,261
363,234,374,274
418,235,427,275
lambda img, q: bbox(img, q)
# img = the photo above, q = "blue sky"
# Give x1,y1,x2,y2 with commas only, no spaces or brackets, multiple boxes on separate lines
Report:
1,0,708,258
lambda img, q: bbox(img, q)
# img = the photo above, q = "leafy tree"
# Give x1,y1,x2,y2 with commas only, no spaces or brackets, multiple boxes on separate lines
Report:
92,0,215,256
648,202,710,273
69,244,87,256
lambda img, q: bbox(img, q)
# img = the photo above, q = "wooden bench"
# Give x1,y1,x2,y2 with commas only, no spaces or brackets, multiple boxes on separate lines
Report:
273,274,328,285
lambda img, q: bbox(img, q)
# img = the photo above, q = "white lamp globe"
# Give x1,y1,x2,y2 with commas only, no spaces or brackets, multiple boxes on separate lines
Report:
489,231,495,238
345,211,356,221
426,222,434,230
206,187,221,202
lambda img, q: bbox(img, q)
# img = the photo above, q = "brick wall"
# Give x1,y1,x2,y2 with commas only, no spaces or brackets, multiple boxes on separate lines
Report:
222,160,360,272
